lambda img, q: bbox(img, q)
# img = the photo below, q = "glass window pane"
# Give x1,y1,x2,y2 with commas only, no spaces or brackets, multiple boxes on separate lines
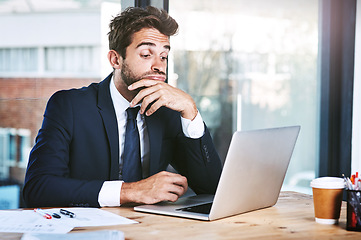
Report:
169,0,319,194
0,48,38,72
45,46,95,73
0,0,120,209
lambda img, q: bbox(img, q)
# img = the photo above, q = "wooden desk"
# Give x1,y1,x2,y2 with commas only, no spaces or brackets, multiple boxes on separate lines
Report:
1,192,361,239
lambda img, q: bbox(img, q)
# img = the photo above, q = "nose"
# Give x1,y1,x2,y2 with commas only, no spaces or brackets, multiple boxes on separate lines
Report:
151,57,166,74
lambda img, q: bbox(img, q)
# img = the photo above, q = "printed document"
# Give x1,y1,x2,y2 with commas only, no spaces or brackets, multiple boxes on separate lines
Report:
0,208,137,234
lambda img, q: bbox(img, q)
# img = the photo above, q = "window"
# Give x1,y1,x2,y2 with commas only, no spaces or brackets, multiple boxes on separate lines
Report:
0,128,31,177
0,0,118,208
45,46,96,73
0,48,38,72
8,130,17,165
169,0,319,194
0,46,98,76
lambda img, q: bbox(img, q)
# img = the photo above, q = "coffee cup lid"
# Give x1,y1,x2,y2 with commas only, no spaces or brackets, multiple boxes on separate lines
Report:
310,177,345,189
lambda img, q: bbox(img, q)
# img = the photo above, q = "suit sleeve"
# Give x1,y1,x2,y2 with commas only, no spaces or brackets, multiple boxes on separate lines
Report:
23,91,104,208
171,124,222,194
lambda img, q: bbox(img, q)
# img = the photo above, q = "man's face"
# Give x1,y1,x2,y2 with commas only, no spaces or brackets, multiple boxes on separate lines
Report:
121,28,170,87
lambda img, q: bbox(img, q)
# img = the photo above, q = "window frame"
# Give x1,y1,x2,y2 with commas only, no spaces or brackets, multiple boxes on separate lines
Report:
318,0,356,178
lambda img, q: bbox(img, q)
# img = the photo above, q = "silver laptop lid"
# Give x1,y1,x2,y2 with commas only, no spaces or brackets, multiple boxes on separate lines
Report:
209,126,300,220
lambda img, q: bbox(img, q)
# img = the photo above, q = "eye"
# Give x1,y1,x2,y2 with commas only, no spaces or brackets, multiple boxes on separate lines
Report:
140,50,152,58
160,53,168,61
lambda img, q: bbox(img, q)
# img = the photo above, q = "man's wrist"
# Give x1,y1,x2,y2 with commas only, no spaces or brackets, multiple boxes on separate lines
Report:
180,101,198,120
120,182,137,204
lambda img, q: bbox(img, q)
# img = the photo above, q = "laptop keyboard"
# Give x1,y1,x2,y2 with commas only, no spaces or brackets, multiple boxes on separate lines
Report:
176,202,213,214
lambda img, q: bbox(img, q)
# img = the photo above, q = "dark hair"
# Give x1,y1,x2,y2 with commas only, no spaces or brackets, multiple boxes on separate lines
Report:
108,6,178,59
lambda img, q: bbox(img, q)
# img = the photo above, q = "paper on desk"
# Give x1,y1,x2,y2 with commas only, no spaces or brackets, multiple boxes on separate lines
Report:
0,210,73,234
21,230,124,240
0,208,137,234
47,208,138,227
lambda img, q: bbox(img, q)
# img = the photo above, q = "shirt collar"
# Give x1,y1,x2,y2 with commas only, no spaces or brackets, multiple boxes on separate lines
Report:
109,75,142,119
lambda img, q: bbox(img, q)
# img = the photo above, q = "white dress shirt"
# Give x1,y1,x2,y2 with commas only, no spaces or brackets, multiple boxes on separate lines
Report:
98,77,205,206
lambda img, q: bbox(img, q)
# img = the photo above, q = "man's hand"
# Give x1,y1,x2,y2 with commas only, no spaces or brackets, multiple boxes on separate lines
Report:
128,79,198,120
120,171,188,205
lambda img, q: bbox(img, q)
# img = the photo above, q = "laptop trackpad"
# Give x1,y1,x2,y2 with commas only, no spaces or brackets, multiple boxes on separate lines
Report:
150,194,214,209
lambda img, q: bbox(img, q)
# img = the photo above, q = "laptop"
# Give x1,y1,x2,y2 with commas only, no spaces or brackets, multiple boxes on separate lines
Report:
134,125,300,221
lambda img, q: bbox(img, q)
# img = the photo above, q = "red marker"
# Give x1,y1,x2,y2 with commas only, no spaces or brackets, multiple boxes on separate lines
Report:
351,175,355,185
34,208,52,219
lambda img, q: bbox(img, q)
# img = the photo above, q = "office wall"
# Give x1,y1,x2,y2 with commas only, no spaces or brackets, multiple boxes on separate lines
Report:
0,12,101,48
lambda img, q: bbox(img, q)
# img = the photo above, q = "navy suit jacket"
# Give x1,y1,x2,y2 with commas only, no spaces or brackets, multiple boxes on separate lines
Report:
23,74,222,207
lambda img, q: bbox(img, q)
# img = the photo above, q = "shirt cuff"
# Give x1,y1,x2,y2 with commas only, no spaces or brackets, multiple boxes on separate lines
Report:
181,110,205,138
98,181,123,207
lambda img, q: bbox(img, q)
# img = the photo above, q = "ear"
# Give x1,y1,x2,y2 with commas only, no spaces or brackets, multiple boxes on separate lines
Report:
107,50,122,69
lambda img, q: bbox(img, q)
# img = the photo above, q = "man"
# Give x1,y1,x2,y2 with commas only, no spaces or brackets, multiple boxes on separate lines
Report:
23,6,222,208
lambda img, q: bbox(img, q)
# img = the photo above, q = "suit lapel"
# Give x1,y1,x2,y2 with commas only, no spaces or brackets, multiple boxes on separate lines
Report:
97,73,119,180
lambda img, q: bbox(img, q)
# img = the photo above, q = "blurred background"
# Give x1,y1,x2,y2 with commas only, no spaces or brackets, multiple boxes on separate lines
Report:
0,0,359,209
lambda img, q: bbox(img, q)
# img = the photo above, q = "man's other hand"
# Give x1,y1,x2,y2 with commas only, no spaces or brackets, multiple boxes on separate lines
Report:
120,171,188,204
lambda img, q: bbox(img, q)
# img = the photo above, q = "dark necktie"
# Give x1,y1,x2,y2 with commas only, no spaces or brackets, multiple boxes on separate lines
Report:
122,106,142,182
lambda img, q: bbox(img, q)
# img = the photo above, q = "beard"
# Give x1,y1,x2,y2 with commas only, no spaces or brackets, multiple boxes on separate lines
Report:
120,61,166,89
121,61,140,87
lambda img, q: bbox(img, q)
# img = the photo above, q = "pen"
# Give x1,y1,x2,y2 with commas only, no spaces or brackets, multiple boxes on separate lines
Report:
34,208,52,219
60,209,76,218
52,213,61,219
342,174,353,190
